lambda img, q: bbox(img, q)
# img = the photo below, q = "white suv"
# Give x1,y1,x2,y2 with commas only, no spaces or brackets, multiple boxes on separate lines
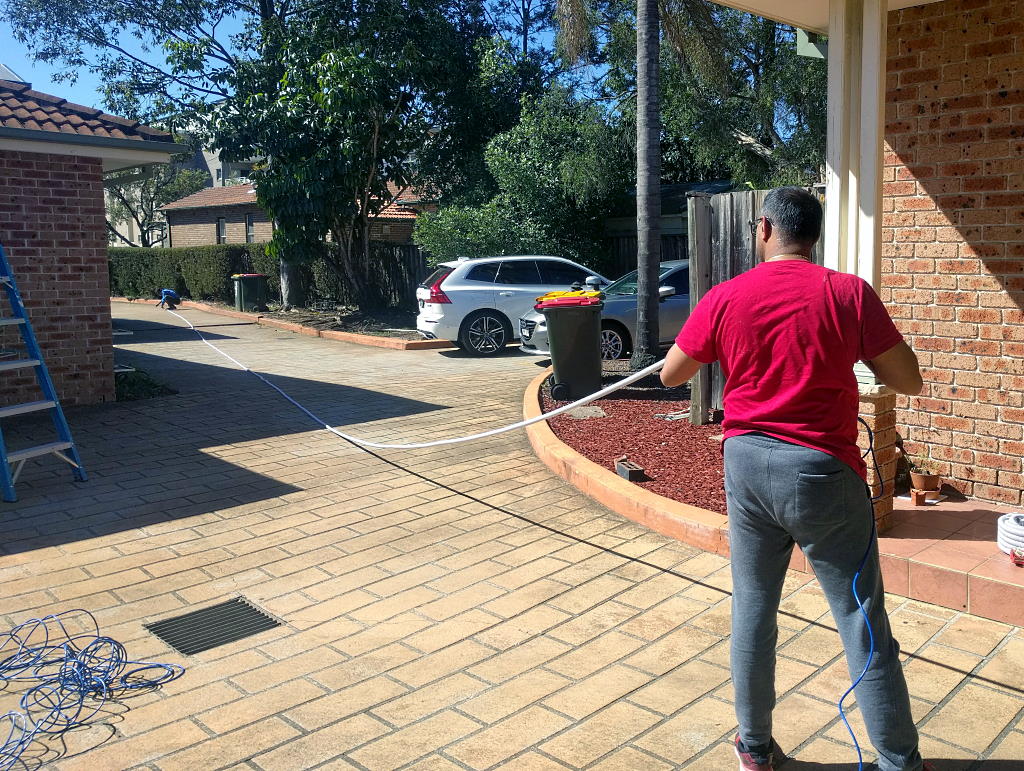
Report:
416,256,610,356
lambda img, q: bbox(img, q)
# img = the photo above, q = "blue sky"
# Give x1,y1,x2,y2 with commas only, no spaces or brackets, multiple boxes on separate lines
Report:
0,27,111,108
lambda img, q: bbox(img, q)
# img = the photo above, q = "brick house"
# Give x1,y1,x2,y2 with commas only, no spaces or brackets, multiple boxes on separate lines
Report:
160,182,431,247
0,78,180,406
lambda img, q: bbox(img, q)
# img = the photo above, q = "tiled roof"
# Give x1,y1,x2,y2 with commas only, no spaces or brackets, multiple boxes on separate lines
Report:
375,201,420,220
0,79,173,143
162,183,425,219
160,184,259,211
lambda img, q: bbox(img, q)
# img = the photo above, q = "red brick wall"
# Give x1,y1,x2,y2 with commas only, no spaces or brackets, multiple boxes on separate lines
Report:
883,0,1024,505
0,150,114,407
166,205,274,247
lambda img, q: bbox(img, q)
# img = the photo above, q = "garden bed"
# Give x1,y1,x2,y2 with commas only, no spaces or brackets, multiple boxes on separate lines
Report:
539,361,727,515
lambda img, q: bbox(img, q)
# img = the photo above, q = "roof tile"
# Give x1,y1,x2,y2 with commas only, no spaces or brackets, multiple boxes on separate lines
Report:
0,78,174,145
160,184,260,211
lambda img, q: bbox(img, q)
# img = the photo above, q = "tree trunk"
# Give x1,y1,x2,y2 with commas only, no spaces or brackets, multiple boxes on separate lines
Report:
279,259,305,308
631,0,662,371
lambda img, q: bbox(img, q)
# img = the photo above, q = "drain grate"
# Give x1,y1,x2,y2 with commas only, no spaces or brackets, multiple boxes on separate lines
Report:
145,597,281,655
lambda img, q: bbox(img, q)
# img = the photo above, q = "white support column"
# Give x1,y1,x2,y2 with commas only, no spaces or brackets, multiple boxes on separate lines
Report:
824,0,887,291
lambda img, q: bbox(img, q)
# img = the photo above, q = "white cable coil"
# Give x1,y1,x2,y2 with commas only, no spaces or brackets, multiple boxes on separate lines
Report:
996,513,1024,555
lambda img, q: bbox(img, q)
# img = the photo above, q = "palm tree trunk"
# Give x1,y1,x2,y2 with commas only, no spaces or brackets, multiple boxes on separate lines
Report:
632,0,662,370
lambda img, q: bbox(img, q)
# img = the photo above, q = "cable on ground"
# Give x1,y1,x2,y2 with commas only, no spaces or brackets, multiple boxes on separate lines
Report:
164,309,665,449
0,610,183,770
160,308,891,769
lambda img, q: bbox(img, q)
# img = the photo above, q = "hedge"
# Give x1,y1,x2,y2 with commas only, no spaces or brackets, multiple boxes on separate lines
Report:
109,241,429,308
109,244,271,303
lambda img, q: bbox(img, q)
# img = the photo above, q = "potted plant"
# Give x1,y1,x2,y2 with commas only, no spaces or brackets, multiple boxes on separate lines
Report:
908,456,941,492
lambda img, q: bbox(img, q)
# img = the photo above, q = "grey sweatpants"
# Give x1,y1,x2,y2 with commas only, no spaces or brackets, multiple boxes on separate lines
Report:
724,432,923,771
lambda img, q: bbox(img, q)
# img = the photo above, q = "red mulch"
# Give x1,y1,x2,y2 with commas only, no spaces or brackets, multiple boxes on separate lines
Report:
540,371,727,515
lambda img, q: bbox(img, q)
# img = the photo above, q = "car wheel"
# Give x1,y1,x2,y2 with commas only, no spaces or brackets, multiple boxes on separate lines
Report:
600,324,630,360
459,310,512,356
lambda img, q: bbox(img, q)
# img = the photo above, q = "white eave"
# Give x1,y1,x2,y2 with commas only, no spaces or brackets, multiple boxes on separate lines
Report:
713,0,942,34
0,126,182,172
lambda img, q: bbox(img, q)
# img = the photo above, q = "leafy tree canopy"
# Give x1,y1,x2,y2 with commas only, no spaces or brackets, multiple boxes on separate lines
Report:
414,88,631,271
209,0,520,306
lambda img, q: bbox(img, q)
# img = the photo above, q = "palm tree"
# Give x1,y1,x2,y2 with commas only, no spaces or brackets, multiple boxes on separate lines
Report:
557,0,662,369
556,0,726,367
632,0,661,370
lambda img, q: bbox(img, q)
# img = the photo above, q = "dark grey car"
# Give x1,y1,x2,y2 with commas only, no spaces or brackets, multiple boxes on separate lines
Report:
519,260,690,359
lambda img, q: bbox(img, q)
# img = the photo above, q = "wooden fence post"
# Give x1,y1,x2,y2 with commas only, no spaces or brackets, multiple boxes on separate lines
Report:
687,193,713,425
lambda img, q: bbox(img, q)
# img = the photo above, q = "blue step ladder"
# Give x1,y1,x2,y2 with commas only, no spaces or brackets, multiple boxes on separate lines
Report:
0,240,86,502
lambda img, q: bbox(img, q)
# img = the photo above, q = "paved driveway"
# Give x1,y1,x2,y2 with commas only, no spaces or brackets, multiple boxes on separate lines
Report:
0,303,1021,770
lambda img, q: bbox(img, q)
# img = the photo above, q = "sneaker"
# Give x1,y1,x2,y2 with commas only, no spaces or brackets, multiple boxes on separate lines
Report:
734,735,776,771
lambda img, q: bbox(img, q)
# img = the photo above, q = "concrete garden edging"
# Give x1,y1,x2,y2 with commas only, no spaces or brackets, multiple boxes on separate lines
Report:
110,297,454,351
523,367,734,558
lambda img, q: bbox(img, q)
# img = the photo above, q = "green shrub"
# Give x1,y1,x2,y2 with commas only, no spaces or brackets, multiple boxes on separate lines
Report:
109,241,425,308
242,243,282,300
178,245,245,301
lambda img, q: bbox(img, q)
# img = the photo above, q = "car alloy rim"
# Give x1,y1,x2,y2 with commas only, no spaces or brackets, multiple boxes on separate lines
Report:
600,329,623,360
469,315,505,352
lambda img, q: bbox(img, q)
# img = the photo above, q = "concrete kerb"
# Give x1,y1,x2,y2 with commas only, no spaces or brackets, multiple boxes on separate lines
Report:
109,297,454,351
523,366,738,558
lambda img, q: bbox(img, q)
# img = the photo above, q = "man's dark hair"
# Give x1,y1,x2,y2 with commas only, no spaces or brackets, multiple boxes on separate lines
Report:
762,186,823,245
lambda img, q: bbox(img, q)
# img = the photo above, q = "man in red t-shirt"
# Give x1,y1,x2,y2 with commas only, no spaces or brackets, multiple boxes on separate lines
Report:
661,187,929,771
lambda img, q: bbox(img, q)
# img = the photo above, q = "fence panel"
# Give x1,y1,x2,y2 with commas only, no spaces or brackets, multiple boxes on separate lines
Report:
604,234,688,279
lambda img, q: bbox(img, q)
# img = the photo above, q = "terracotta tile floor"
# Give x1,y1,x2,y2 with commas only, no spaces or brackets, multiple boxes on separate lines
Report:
877,497,1024,627
0,303,1020,770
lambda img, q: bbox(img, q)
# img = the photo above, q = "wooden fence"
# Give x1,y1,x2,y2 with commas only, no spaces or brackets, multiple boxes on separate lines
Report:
604,234,688,278
687,189,825,424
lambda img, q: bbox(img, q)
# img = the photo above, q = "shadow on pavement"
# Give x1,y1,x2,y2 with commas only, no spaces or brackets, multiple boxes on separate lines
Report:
1,334,448,556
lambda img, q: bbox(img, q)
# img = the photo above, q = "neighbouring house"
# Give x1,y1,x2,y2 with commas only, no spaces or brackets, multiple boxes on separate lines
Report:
0,76,180,406
160,181,435,248
105,138,260,248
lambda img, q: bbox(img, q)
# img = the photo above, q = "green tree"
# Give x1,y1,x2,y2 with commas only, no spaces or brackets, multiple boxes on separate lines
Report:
212,0,506,308
413,89,631,272
660,8,826,186
105,161,209,247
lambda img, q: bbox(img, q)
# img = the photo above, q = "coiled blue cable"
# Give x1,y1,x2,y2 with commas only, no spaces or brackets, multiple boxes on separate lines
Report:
0,609,183,770
839,418,885,771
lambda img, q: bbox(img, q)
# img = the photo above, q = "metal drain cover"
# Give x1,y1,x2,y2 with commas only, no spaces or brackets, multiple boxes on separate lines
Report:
145,597,281,655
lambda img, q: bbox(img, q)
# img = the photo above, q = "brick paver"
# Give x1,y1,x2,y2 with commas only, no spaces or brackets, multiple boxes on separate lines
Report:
1,303,1021,769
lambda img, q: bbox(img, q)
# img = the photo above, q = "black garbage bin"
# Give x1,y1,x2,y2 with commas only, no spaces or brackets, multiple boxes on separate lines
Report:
536,293,603,401
232,273,270,312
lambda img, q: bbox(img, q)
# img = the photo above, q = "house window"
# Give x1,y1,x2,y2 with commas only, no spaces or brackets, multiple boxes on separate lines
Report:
216,168,223,184
216,217,227,244
245,213,256,243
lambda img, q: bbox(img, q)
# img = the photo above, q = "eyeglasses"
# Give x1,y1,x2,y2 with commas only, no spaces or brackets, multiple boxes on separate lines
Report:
749,216,771,236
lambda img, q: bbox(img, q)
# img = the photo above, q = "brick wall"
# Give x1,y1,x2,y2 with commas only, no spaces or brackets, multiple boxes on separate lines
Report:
0,150,114,406
883,0,1024,505
167,205,273,247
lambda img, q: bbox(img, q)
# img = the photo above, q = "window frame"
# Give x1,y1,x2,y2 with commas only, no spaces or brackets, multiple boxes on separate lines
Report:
216,217,227,244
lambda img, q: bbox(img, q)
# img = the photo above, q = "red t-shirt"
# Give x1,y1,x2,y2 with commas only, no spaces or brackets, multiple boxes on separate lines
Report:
675,260,904,479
